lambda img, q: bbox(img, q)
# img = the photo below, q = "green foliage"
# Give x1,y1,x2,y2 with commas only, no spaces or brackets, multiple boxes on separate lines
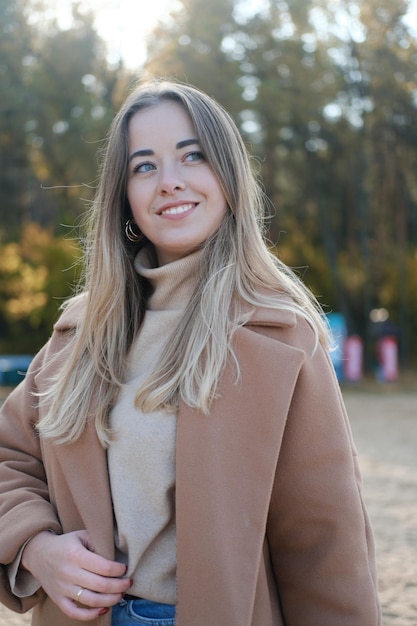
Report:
0,0,130,237
0,223,82,353
1,0,417,365
0,0,34,227
146,0,242,115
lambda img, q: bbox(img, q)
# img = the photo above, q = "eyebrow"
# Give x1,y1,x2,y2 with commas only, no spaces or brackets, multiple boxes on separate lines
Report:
128,138,199,162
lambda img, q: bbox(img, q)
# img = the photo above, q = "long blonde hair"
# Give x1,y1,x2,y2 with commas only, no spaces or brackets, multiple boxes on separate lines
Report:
37,78,329,446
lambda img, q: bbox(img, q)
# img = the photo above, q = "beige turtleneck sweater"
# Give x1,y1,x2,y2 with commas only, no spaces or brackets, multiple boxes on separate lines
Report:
108,248,201,604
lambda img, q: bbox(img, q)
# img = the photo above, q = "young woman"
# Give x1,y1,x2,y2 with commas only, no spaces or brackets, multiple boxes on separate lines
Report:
0,79,381,626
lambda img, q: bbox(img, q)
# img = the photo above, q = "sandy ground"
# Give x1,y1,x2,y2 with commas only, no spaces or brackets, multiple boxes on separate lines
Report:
343,388,417,626
0,385,416,625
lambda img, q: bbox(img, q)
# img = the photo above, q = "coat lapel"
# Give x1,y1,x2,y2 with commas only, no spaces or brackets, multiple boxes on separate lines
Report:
36,326,115,562
175,324,305,626
47,420,115,560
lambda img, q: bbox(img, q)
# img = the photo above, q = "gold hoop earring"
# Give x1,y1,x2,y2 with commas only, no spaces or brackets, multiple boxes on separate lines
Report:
125,219,143,243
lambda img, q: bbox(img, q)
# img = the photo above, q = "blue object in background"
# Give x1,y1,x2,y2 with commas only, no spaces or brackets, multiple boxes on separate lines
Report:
0,355,33,385
327,313,347,382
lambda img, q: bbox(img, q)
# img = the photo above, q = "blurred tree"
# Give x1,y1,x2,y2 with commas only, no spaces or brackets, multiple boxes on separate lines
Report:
146,0,242,116
25,3,123,228
352,0,417,363
0,0,134,352
0,222,82,352
309,0,417,360
0,0,129,237
0,0,36,233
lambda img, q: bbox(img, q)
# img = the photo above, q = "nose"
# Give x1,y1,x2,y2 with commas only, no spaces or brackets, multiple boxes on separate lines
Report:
158,164,186,195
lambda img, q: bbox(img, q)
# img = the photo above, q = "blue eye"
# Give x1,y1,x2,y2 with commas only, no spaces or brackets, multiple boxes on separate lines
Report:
185,151,205,162
133,162,155,173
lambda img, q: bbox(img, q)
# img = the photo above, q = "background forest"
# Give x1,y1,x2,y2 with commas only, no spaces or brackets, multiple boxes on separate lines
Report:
1,0,417,371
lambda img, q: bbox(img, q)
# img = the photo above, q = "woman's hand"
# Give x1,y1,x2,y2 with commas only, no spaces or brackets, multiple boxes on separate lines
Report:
21,529,132,621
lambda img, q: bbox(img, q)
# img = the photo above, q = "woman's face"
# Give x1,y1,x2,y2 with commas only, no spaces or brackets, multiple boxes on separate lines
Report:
126,100,228,266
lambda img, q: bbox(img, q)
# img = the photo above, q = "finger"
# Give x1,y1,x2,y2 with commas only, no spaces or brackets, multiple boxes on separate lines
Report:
73,575,132,600
75,586,86,604
76,529,96,553
61,597,110,622
69,543,127,579
73,587,124,609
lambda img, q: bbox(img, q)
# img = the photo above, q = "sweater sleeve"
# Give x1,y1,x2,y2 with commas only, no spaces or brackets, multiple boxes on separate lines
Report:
7,540,41,598
266,328,381,625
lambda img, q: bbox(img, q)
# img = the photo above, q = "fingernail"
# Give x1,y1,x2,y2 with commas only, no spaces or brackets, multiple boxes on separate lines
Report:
98,607,109,616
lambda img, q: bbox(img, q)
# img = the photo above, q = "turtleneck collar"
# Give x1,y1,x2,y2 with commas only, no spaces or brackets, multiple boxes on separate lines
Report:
134,246,203,311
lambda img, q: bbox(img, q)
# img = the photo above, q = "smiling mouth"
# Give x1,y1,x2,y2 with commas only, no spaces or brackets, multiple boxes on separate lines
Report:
160,203,196,216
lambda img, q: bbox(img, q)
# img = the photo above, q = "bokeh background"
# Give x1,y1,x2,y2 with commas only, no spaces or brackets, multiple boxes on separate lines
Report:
1,0,417,377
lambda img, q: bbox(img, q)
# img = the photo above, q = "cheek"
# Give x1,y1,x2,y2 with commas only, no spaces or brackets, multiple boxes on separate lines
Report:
213,177,227,207
126,181,136,207
212,185,228,215
127,182,148,215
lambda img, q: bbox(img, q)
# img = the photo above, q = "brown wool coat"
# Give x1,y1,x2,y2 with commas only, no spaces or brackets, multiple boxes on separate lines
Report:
0,295,381,626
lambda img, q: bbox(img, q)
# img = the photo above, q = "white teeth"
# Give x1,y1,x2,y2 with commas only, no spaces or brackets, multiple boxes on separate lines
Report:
161,203,194,215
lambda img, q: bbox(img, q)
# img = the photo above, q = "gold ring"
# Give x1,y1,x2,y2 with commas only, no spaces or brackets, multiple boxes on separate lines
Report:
76,587,85,602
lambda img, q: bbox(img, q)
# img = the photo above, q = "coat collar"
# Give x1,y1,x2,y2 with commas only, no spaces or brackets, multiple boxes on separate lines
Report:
244,299,296,328
53,293,87,332
53,292,297,333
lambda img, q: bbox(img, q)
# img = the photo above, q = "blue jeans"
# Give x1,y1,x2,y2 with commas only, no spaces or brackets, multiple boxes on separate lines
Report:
112,597,176,626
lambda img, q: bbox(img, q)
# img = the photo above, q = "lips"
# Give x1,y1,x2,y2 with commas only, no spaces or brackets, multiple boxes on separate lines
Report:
158,202,197,216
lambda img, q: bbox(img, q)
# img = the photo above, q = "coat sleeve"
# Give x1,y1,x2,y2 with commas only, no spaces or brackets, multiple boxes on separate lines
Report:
266,325,381,625
0,342,62,613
